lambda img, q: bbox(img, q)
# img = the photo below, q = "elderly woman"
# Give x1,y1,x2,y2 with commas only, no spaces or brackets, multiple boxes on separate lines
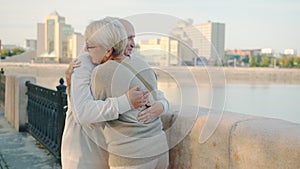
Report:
87,18,169,169
62,17,169,169
61,21,149,169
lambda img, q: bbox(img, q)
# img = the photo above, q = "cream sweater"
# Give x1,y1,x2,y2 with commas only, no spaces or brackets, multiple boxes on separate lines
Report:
90,56,169,167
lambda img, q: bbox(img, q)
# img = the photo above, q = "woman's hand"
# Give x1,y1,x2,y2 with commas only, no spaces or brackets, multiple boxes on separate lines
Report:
137,101,164,123
65,59,81,88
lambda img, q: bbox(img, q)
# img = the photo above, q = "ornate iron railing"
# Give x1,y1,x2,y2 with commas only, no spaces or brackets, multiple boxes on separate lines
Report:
25,78,67,161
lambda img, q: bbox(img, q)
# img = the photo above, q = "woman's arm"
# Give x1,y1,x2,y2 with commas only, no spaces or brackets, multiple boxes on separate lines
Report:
68,54,148,124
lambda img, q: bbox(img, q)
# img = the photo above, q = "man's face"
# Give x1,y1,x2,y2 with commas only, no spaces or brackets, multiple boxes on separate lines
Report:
123,22,136,56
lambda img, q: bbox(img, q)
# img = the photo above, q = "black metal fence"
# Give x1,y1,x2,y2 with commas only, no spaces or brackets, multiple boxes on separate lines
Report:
0,68,5,110
25,78,67,161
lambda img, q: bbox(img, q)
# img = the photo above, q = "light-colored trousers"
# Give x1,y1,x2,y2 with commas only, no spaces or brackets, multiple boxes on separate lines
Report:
61,115,109,169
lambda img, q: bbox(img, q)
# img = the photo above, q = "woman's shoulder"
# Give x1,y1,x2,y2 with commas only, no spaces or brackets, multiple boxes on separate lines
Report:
93,60,122,74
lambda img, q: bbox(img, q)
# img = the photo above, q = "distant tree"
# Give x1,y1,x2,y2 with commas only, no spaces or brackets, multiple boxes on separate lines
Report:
288,57,294,68
278,56,290,68
249,56,257,67
11,48,25,55
294,57,300,68
0,49,11,56
242,56,249,65
270,58,278,68
260,55,270,67
0,47,25,57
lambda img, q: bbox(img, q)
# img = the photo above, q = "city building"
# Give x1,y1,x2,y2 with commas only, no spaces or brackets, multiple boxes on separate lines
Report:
67,33,85,59
23,39,37,51
36,11,84,62
138,37,181,66
138,20,224,66
261,48,274,55
184,20,225,62
225,49,261,57
283,49,297,56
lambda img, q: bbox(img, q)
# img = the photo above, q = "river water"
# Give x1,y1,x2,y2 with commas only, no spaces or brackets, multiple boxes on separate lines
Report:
158,82,300,124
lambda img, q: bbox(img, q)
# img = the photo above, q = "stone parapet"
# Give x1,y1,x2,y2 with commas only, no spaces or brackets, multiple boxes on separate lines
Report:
162,107,300,169
4,74,36,131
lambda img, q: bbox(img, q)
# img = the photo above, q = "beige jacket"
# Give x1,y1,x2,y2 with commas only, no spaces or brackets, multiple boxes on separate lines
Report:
90,56,169,167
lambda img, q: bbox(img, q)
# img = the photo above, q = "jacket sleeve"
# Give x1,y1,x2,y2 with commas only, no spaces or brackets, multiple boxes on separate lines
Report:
70,55,131,124
154,90,169,114
148,70,170,115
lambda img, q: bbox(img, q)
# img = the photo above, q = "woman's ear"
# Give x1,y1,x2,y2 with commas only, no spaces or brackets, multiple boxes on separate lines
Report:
105,48,113,57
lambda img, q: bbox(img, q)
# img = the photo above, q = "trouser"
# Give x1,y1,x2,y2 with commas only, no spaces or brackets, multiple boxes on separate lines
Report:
61,116,109,169
109,153,169,169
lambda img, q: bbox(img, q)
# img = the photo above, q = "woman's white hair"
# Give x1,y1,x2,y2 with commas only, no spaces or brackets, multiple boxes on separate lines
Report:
85,17,128,56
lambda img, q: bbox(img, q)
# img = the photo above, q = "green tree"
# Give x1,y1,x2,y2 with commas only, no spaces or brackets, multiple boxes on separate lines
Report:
278,56,289,68
250,56,257,67
242,56,249,65
270,58,278,67
260,55,269,67
0,47,25,58
0,48,11,56
294,57,300,68
11,48,25,55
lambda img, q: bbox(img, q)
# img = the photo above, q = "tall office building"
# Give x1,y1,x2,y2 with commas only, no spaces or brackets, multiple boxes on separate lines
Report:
36,23,45,58
184,20,225,62
37,11,83,62
67,33,85,59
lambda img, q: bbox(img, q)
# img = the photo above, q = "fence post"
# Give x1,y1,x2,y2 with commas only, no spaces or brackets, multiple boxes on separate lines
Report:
0,68,4,112
56,78,66,93
55,77,67,160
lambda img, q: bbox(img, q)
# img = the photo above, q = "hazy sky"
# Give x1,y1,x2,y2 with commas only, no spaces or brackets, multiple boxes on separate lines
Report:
0,0,299,53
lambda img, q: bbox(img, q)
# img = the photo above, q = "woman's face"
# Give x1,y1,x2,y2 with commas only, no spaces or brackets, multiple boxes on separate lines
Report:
86,42,107,64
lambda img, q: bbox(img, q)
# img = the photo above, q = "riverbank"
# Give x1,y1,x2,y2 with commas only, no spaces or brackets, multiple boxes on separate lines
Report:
0,62,300,90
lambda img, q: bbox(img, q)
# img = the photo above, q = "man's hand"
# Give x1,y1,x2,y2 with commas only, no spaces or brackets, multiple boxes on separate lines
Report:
137,101,164,123
127,86,149,109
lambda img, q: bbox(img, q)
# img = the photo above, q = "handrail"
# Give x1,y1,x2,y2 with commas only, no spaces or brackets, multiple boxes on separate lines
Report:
25,78,67,161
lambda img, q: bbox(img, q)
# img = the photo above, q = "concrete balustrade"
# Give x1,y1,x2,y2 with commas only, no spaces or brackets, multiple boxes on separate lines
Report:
4,74,36,131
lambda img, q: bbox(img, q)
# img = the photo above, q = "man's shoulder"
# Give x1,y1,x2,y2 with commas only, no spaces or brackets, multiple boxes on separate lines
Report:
129,55,152,72
130,54,147,64
76,53,95,66
77,52,89,61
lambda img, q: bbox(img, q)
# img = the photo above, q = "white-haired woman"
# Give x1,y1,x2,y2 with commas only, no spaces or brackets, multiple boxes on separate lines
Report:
61,18,149,169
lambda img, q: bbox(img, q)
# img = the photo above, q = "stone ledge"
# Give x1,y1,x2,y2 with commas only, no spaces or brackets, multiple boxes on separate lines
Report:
162,108,300,169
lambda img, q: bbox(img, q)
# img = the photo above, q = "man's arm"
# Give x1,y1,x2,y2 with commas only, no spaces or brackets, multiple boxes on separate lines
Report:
137,71,169,123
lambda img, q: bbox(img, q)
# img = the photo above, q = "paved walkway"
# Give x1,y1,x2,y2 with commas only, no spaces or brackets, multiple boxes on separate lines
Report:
0,111,61,169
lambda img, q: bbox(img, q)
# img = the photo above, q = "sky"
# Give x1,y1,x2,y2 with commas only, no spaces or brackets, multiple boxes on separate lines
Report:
0,0,299,53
